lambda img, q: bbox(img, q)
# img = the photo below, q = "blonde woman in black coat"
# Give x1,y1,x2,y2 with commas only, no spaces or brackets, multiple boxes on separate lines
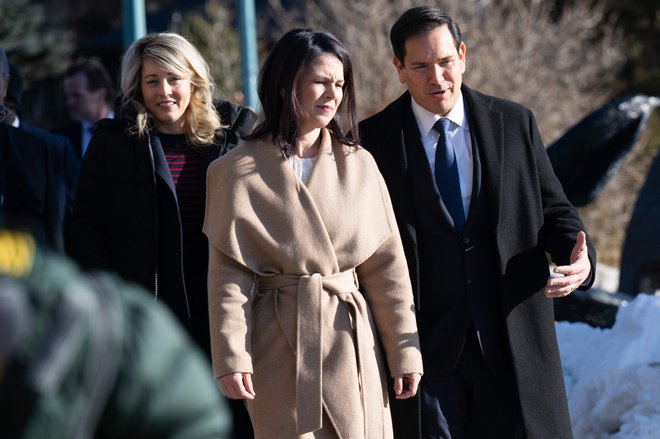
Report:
69,32,256,358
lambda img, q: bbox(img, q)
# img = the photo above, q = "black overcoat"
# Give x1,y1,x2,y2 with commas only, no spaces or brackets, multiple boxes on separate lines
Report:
359,86,597,439
68,100,256,353
16,123,79,251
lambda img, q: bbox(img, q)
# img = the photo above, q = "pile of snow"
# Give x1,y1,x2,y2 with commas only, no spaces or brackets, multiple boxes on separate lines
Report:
557,294,660,438
591,263,621,293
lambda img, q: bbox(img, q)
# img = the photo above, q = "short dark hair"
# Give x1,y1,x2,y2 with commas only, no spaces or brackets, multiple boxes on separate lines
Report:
390,6,462,65
64,57,115,105
246,28,358,156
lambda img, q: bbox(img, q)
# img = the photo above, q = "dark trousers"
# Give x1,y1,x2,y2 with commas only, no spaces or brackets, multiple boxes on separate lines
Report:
421,330,524,439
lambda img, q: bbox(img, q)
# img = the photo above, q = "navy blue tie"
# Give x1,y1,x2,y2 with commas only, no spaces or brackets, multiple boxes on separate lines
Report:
434,118,465,231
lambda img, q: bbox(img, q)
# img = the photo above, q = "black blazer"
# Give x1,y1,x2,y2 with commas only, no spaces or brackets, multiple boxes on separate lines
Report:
359,86,596,439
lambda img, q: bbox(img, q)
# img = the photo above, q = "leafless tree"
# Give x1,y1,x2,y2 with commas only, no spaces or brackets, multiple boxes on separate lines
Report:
177,0,243,103
264,0,626,143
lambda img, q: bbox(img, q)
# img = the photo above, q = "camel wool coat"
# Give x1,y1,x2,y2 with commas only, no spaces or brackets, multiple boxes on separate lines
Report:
203,129,423,439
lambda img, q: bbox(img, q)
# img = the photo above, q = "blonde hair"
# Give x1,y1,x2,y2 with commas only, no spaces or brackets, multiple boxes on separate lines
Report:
120,32,225,146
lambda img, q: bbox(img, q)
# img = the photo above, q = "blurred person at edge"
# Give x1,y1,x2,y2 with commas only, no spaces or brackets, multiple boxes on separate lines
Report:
0,49,58,247
203,28,423,439
53,57,115,161
67,32,257,438
0,226,231,438
359,6,596,439
2,59,80,252
0,120,43,238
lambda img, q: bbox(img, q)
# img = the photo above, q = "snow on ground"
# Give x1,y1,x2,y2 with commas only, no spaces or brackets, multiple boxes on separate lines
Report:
557,293,660,439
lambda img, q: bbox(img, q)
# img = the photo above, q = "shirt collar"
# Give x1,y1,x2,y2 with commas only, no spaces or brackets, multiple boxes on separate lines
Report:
410,91,468,137
81,119,95,130
81,109,115,129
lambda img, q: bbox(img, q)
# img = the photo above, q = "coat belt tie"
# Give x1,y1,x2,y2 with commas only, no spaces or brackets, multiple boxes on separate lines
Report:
258,269,365,436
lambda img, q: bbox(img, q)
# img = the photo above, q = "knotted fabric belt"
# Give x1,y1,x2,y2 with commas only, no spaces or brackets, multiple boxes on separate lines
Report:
257,269,367,436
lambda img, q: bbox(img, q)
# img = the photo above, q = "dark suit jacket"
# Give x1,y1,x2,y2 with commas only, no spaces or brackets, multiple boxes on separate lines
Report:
20,123,80,251
0,124,43,235
6,122,78,251
359,86,597,439
53,121,83,161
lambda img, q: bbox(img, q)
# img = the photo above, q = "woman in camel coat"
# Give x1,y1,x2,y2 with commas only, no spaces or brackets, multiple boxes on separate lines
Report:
203,29,423,438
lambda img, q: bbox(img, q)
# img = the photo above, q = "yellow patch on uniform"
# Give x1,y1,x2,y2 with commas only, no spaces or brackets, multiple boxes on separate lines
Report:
0,230,36,277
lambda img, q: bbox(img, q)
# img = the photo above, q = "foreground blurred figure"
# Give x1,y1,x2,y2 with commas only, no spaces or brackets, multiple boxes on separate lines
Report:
0,227,231,438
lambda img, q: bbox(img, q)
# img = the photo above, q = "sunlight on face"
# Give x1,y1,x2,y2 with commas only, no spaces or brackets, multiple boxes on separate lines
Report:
394,25,466,116
296,53,345,136
140,59,192,134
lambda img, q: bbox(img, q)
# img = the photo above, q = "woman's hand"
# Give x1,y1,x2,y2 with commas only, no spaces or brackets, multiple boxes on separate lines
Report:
393,373,421,399
219,372,256,400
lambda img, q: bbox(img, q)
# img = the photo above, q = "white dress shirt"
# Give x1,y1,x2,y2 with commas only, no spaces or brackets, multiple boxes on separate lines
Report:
288,155,315,184
411,93,473,218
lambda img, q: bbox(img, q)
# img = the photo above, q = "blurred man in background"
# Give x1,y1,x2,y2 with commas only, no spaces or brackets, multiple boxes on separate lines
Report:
54,58,115,160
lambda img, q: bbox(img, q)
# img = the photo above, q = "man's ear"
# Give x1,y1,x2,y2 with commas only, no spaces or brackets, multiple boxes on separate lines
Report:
393,56,406,84
458,42,467,73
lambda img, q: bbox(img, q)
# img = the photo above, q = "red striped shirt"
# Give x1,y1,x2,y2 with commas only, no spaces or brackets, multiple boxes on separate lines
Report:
160,133,207,278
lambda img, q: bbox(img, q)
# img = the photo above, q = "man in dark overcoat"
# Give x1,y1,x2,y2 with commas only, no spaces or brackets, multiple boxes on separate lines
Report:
2,60,80,252
359,7,596,439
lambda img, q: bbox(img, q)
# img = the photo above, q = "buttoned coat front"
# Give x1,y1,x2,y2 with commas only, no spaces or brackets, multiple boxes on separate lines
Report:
203,129,423,439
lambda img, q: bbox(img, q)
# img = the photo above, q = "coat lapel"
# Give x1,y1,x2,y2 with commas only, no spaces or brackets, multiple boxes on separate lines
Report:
150,134,177,198
206,129,397,278
463,127,483,230
401,102,457,228
309,129,397,271
249,135,341,274
289,130,343,273
462,86,504,234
